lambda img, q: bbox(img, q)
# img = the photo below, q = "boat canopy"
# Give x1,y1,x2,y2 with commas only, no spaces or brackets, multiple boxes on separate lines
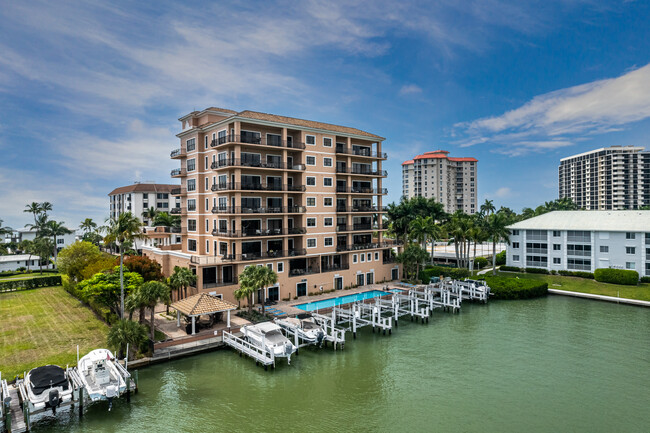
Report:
29,365,69,395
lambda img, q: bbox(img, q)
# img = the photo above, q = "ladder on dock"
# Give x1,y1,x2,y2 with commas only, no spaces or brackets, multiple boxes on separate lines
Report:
222,331,276,370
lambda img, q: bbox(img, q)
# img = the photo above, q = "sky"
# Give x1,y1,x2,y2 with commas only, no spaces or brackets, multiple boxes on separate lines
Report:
1,0,650,229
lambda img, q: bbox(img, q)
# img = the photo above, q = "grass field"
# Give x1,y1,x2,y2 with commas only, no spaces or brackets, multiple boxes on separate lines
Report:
0,272,61,281
0,286,109,379
497,271,650,301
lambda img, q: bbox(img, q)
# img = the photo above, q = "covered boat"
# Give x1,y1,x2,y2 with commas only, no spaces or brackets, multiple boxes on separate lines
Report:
275,313,325,345
242,322,297,363
25,365,73,414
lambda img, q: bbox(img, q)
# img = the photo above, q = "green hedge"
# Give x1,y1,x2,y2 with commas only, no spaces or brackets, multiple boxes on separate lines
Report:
500,265,523,272
640,277,650,284
594,268,639,285
481,275,548,300
525,267,549,274
63,277,119,325
558,270,594,279
0,275,62,292
420,266,470,284
0,269,58,278
474,257,488,269
495,250,506,266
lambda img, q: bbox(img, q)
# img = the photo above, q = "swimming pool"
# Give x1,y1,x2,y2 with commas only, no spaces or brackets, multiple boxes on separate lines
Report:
294,290,397,312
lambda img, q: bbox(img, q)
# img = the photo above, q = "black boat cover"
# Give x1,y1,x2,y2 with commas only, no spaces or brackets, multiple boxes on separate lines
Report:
29,365,69,395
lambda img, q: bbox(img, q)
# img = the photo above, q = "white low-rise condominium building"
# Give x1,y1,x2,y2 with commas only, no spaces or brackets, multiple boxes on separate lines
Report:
507,211,650,277
108,182,181,224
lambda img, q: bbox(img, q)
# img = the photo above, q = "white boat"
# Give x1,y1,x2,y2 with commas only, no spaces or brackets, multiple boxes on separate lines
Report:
24,365,73,414
77,349,128,410
275,313,325,345
242,322,297,362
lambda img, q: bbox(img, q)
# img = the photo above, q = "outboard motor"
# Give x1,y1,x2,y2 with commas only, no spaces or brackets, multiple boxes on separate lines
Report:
316,330,325,346
106,384,119,412
49,389,60,414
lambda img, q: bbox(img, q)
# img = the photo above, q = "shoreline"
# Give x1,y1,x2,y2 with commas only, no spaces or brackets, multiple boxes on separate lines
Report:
548,288,650,307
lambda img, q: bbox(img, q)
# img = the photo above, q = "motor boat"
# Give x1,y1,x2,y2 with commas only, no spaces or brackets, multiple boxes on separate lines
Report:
24,365,73,414
77,349,128,410
275,313,325,345
242,322,297,362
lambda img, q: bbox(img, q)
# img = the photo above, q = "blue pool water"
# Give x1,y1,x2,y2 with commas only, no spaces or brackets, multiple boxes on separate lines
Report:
294,290,394,311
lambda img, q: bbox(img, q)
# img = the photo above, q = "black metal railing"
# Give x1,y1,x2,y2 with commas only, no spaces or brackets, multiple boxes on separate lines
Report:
170,148,185,158
170,187,186,195
203,277,238,288
336,206,387,212
171,168,186,177
336,186,388,194
336,241,402,252
321,263,350,273
211,227,306,237
336,167,387,176
336,224,384,232
211,182,306,192
210,159,306,171
335,146,387,159
170,208,182,214
211,134,306,150
221,249,307,262
289,266,320,277
211,206,306,214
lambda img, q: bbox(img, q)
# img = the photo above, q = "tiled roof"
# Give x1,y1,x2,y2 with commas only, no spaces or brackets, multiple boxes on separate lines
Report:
108,183,180,196
402,150,478,165
171,293,238,317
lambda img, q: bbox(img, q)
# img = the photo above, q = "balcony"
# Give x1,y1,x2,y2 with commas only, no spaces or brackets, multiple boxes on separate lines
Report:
211,182,306,192
321,262,350,273
336,240,402,252
222,249,307,262
336,186,388,194
211,159,306,171
336,206,387,213
210,134,306,150
211,206,306,214
335,146,387,159
289,266,320,277
211,227,307,238
203,277,239,289
336,167,387,177
336,224,384,232
171,168,186,177
170,187,187,196
170,208,182,215
170,148,186,159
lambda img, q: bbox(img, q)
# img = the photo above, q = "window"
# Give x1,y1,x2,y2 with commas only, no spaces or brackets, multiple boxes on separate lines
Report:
306,155,316,165
323,137,332,147
306,135,316,145
513,255,520,262
324,237,333,247
204,136,208,149
188,239,197,252
307,238,316,248
646,233,650,244
187,199,196,211
512,230,520,236
266,263,273,271
626,247,636,255
600,246,609,253
143,193,148,199
187,158,196,172
157,193,169,199
553,244,561,251
626,232,636,239
188,219,197,231
353,254,358,264
307,218,316,227
307,197,316,207
367,253,372,261
360,254,365,262
186,138,196,151
512,242,520,249
306,176,316,186
206,240,209,253
324,177,333,187
324,217,333,227
626,262,636,270
374,252,379,261
187,179,196,191
277,262,284,273
205,177,208,191
323,157,333,167
567,258,590,271
553,258,561,264
57,238,65,244
553,230,561,237
324,197,333,207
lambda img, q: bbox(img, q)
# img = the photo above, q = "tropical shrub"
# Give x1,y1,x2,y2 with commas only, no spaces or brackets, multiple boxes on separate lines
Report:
56,241,103,282
525,267,550,274
558,270,594,279
474,257,488,269
481,275,548,299
500,265,523,272
107,319,148,360
78,269,144,316
80,256,119,280
420,265,470,283
495,250,506,266
594,268,639,285
640,277,650,284
123,255,163,282
0,275,62,292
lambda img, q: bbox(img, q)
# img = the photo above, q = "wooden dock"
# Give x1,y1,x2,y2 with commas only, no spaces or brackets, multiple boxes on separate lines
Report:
7,385,27,433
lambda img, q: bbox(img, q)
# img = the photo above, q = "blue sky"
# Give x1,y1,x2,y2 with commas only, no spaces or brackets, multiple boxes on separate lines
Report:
1,0,650,229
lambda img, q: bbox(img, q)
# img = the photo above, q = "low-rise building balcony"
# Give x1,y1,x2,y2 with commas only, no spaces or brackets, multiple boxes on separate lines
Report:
202,277,239,289
211,182,306,192
336,224,384,232
171,168,186,177
336,186,388,194
211,227,307,238
289,266,320,277
210,134,306,150
211,159,306,171
170,207,183,215
170,148,186,159
211,206,306,214
336,205,387,213
336,240,402,252
335,167,387,177
335,146,387,159
223,248,307,262
321,262,350,273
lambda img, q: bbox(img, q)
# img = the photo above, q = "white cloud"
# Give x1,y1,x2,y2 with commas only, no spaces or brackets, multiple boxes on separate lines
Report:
492,187,512,198
454,64,650,155
399,84,423,96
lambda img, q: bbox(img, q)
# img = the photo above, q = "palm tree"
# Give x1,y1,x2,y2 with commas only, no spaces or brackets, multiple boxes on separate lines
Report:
169,266,196,300
238,265,263,313
138,281,171,341
481,199,496,219
257,266,278,314
487,213,511,275
25,213,48,237
24,202,42,226
141,207,159,226
79,218,97,235
43,220,73,260
153,212,180,228
103,212,145,318
32,237,53,274
107,319,148,360
19,240,34,271
0,219,12,237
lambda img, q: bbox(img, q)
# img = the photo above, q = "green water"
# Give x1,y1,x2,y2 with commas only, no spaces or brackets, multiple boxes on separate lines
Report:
35,296,649,432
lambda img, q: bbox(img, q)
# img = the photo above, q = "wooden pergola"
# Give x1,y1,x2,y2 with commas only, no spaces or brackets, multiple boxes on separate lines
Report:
170,293,237,335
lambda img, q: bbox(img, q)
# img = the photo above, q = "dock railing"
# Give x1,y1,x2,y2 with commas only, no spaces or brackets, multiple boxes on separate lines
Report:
223,331,275,368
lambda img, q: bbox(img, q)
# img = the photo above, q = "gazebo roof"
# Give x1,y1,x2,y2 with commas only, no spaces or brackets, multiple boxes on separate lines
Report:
170,293,237,317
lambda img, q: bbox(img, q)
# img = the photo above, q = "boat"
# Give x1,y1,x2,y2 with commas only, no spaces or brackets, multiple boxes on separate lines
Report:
24,365,73,414
77,349,129,410
242,322,297,362
275,313,325,345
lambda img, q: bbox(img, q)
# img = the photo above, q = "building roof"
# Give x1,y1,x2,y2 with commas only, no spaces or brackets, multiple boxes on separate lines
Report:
184,108,384,140
0,254,38,263
170,293,238,317
507,210,650,232
559,145,647,162
402,150,478,165
108,183,180,196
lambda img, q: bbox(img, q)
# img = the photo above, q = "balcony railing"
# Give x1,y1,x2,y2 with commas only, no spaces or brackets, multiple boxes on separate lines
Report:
221,249,307,262
336,224,384,232
336,240,402,252
170,208,182,214
336,167,388,176
382,255,396,264
211,206,306,214
211,182,306,192
289,266,320,277
211,227,306,237
335,146,387,159
336,206,387,213
211,134,306,150
170,168,186,177
336,186,388,194
203,277,238,289
211,159,306,171
170,187,187,196
321,263,350,273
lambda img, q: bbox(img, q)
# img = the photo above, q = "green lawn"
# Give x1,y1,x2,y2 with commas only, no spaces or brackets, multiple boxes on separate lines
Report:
0,286,109,379
0,272,61,281
497,271,650,301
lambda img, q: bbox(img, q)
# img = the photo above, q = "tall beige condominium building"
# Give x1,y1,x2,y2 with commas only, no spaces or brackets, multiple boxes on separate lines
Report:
558,145,650,210
401,150,478,214
144,107,402,304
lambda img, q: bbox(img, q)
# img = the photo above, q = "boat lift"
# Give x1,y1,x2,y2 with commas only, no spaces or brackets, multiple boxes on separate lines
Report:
222,331,276,370
450,279,490,303
311,313,346,350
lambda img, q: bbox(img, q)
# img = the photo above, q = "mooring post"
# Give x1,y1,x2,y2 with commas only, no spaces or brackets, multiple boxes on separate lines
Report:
126,375,131,403
294,330,299,355
79,386,84,418
134,370,139,393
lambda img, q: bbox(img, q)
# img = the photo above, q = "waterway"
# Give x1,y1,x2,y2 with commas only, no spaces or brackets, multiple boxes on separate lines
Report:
34,296,649,432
